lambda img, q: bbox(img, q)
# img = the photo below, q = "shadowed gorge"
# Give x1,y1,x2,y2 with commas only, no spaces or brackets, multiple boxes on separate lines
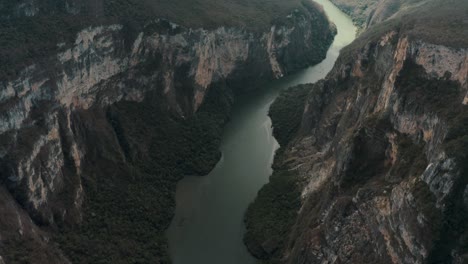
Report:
166,2,355,261
245,0,468,263
0,0,336,262
0,0,467,263
0,0,322,81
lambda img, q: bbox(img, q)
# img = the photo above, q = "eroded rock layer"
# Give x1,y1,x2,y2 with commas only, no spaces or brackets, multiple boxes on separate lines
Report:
0,1,335,262
246,0,468,263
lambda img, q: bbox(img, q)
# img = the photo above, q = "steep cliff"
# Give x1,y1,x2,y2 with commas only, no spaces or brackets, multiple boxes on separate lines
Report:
329,0,424,31
0,0,336,262
246,0,468,263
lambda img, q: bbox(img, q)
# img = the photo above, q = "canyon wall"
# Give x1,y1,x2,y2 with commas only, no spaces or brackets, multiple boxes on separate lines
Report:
329,0,424,30
0,2,336,263
284,32,467,264
246,0,468,263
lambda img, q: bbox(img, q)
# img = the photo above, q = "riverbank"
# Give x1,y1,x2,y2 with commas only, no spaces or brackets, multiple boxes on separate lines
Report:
0,1,336,263
243,0,357,262
243,85,311,260
246,0,468,262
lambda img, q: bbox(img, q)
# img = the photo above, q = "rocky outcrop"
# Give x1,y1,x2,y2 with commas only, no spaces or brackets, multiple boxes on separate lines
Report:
0,1,335,262
283,35,466,263
246,0,468,262
329,0,424,30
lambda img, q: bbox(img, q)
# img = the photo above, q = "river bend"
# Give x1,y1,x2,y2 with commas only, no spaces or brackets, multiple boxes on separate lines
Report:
167,1,356,263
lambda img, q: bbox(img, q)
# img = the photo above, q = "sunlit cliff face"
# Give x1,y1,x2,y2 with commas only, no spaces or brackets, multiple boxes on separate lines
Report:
0,2,335,262
253,23,468,263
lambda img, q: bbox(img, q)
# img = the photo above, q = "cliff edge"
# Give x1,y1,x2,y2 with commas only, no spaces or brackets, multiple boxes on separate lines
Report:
245,0,468,263
0,0,336,263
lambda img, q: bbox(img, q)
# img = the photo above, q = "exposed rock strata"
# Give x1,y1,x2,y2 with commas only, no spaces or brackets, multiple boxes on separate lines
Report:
0,2,335,262
246,1,468,262
329,0,424,30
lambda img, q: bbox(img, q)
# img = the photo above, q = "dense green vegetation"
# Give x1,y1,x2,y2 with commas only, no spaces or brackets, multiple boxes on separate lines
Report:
244,170,302,262
396,61,461,114
55,85,232,263
0,0,305,30
0,15,87,80
388,134,427,180
340,0,468,61
268,85,312,147
329,0,377,29
0,0,309,81
0,0,331,261
331,0,425,30
245,15,468,260
244,85,311,262
431,103,468,263
395,58,468,263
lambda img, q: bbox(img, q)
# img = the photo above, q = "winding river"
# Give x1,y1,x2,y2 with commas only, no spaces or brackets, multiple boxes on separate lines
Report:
167,0,356,263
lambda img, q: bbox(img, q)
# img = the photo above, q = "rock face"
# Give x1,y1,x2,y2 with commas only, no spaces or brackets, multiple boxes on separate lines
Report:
0,1,335,262
284,35,467,263
246,0,468,263
329,0,424,30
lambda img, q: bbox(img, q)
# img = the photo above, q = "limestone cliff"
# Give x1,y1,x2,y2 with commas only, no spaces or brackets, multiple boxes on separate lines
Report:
245,0,468,263
283,33,467,264
329,0,424,30
0,1,335,263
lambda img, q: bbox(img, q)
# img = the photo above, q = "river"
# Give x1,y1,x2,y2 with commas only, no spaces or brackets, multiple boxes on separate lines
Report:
166,0,356,263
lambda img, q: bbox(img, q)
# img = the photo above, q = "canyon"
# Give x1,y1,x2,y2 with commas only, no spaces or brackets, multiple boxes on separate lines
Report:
0,0,335,263
245,0,468,263
0,0,467,263
167,1,356,263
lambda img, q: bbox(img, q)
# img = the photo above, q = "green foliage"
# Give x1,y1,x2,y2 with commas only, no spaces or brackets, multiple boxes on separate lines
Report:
339,127,389,189
2,239,32,264
430,108,468,263
269,85,311,147
244,85,310,261
56,86,231,263
244,170,301,260
391,52,468,264
0,15,86,80
0,0,309,81
396,61,460,114
391,57,468,263
341,0,468,62
388,134,427,180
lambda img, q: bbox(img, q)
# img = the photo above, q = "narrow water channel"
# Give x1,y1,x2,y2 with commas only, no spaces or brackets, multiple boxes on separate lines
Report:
166,1,357,263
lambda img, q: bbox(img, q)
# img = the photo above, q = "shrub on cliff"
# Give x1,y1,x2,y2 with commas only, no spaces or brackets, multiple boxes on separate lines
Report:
244,170,301,260
0,0,309,81
244,85,311,261
55,85,231,263
269,84,312,147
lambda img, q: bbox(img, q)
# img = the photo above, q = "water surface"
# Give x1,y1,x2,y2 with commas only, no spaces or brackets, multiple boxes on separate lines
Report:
167,1,356,263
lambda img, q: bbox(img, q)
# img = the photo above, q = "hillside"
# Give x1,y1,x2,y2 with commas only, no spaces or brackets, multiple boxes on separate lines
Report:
329,0,424,30
1,0,306,29
245,0,468,262
0,0,314,81
0,0,336,262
